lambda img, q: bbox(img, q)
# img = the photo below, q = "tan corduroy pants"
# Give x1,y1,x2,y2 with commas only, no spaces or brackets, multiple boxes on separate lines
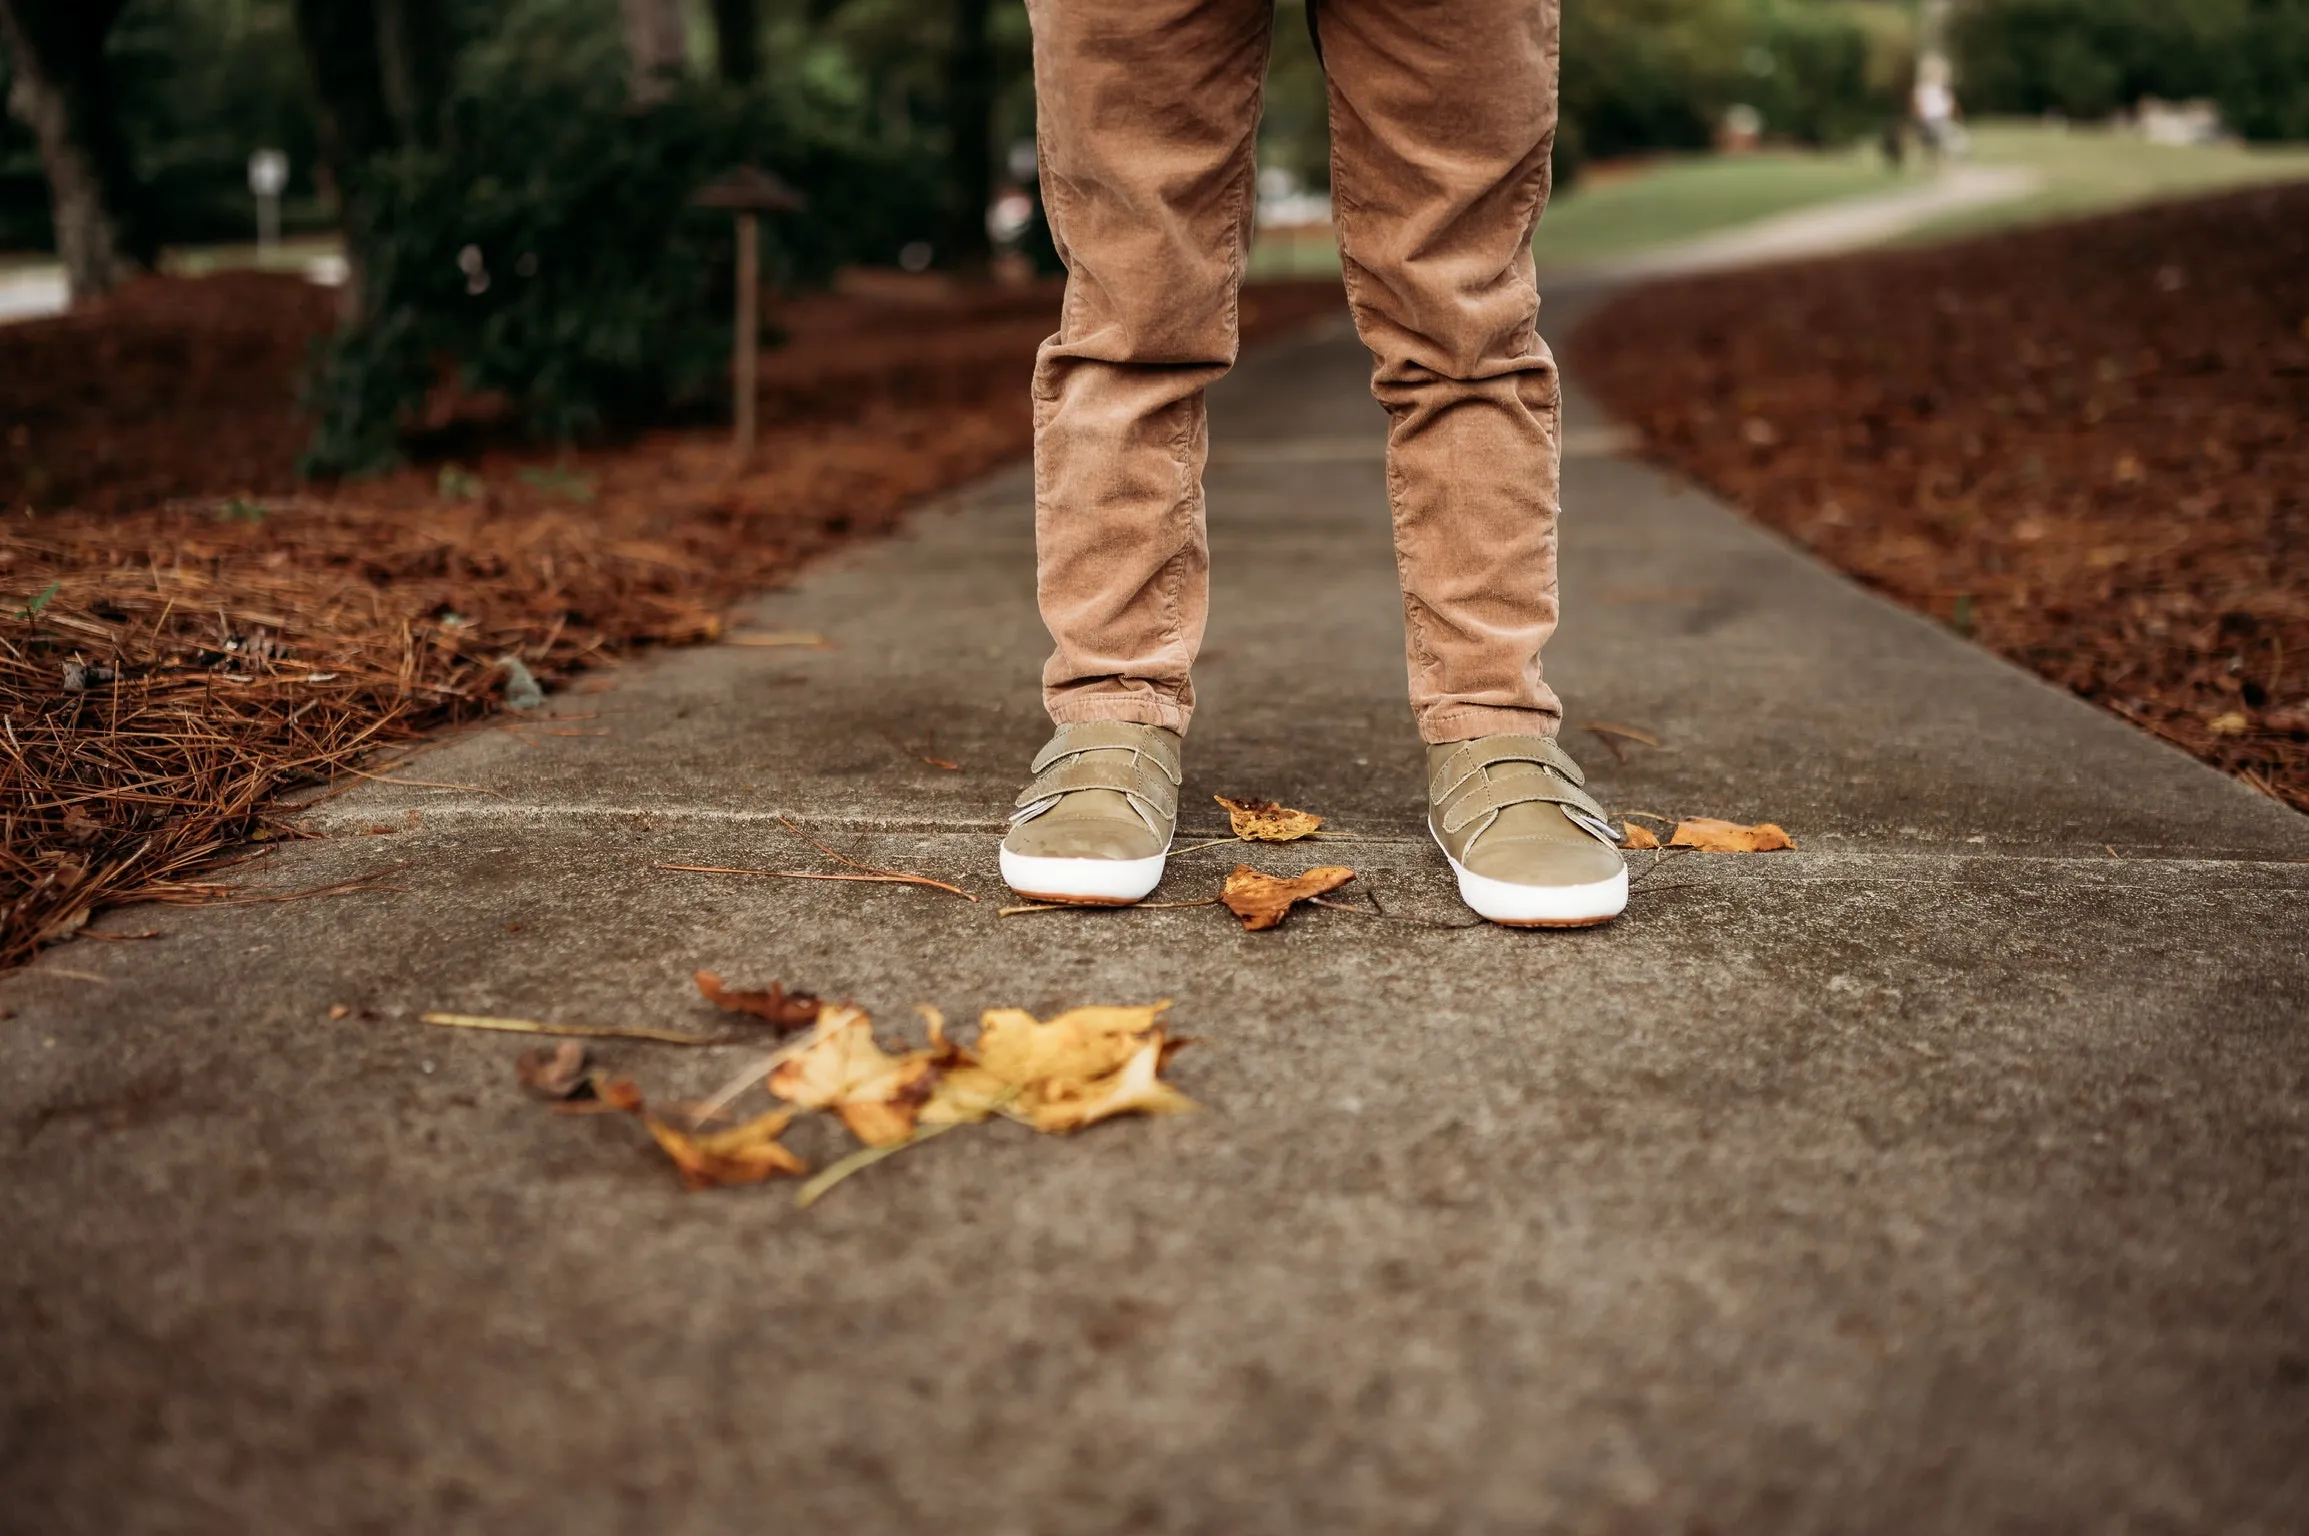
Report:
1029,0,1566,744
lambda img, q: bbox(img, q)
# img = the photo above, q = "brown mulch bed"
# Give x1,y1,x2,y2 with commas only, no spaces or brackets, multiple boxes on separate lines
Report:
0,271,1347,968
1573,182,2309,813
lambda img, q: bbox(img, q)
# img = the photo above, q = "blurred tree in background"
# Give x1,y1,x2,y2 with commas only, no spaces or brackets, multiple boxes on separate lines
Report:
297,0,953,472
0,0,156,300
5,0,2305,468
1955,0,2309,142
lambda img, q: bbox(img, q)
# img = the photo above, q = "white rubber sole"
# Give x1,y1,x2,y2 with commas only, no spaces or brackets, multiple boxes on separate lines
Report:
1433,827,1628,928
999,845,1168,906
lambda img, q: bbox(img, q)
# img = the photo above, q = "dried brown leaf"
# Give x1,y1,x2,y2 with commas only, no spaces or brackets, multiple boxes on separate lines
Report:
1220,864,1356,930
1585,720,1663,748
1668,817,1796,853
1213,795,1323,842
643,1106,809,1189
1620,822,1661,850
693,970,820,1031
515,1040,592,1100
593,1075,646,1113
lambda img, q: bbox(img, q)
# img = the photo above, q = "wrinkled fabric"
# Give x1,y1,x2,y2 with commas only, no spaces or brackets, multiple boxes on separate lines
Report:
1029,0,1565,743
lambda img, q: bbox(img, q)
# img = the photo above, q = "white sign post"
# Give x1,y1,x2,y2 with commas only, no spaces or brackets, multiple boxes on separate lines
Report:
248,149,288,259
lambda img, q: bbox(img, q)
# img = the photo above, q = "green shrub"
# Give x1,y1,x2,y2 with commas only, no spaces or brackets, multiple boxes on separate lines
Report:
1746,5,1905,147
1557,0,1899,166
2219,2,2309,141
300,61,939,476
1560,0,1737,163
1954,0,2309,142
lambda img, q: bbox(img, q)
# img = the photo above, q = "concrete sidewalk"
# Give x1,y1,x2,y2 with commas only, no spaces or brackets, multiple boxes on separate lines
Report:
6,295,2306,1534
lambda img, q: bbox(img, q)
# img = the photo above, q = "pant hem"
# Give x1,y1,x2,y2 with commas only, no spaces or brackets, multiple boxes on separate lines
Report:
1047,694,1194,736
1418,705,1560,745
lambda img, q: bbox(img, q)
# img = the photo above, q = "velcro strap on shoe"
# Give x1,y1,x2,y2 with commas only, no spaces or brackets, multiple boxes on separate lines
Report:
1428,733,1585,804
1015,757,1179,820
1440,774,1609,836
1030,721,1183,784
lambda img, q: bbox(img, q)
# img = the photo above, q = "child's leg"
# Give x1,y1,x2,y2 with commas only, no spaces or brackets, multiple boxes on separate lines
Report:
1025,0,1276,737
1317,0,1567,744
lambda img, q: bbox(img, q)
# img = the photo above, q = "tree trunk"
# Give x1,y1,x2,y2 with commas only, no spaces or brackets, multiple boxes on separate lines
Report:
620,0,688,103
377,0,453,148
943,0,994,275
0,0,152,304
293,0,398,318
708,0,761,86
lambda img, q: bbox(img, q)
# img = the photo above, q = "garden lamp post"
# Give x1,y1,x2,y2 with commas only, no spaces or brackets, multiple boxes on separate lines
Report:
691,166,806,459
248,149,287,260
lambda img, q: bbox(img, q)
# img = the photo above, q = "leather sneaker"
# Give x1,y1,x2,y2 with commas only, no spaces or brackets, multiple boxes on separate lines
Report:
1427,734,1627,927
1000,721,1182,904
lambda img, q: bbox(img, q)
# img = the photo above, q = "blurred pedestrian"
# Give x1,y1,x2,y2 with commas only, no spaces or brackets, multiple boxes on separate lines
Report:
1913,55,1965,164
999,0,1626,929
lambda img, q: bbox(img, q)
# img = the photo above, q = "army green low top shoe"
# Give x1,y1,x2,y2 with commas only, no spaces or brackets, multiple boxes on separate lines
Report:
1000,721,1182,905
1428,734,1627,928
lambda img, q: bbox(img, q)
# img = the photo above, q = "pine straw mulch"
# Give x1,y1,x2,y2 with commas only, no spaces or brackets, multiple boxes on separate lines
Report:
0,271,1349,970
1572,181,2309,813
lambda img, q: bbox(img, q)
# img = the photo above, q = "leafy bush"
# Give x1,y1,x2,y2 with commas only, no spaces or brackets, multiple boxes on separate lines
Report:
1955,0,2309,141
1746,4,1909,147
2218,2,2309,141
301,58,939,475
1559,0,1737,164
1557,0,1900,170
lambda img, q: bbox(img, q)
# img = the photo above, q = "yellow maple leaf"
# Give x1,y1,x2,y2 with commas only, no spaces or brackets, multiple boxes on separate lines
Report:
1024,1037,1195,1134
768,1005,937,1146
921,1002,1193,1133
973,1003,1168,1087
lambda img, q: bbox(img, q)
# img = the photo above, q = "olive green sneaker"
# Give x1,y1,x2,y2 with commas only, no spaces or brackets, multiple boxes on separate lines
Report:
1428,734,1627,928
1000,721,1182,904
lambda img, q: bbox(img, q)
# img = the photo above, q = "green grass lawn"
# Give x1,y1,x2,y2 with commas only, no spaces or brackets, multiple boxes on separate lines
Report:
1893,120,2309,246
1249,119,2309,284
1532,146,1900,270
161,234,344,277
1249,146,1903,280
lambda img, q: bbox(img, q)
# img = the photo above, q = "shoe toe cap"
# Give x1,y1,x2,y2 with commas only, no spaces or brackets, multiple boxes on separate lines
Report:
1463,834,1625,889
1004,816,1164,862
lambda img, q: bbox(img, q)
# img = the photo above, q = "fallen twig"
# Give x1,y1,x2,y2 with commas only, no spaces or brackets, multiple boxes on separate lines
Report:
420,1011,749,1046
1626,846,1697,890
795,1120,964,1209
157,868,407,907
652,861,977,900
777,816,978,901
1307,895,1483,930
724,631,833,649
879,728,960,771
339,765,503,796
687,1036,819,1127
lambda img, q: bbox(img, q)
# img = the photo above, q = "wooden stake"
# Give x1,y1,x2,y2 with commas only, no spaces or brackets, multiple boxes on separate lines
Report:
734,211,759,459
